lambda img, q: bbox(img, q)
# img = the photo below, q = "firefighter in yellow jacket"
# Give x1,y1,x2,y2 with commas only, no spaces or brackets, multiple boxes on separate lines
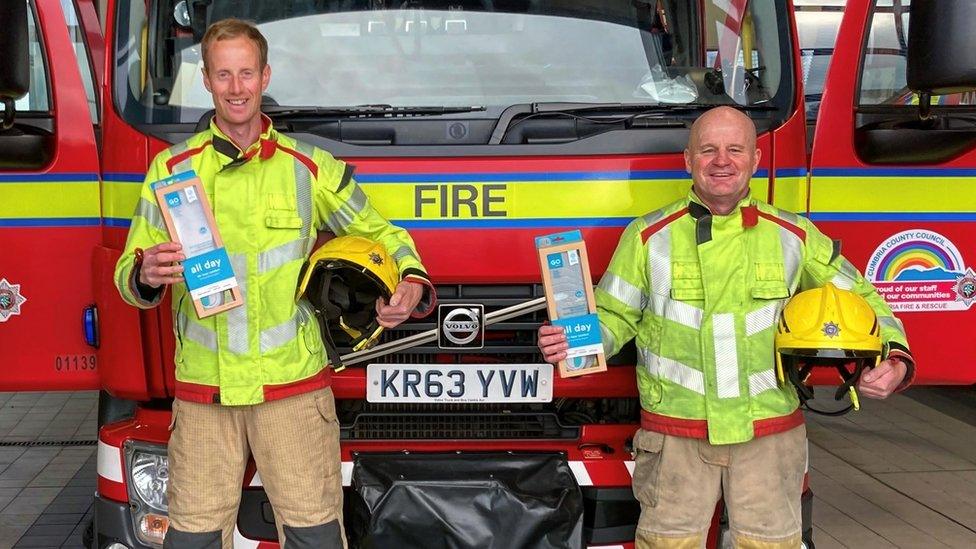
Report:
114,19,434,548
538,107,913,548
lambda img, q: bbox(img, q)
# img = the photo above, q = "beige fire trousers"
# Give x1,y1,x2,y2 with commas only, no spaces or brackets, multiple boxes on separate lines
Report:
164,388,345,548
632,424,807,549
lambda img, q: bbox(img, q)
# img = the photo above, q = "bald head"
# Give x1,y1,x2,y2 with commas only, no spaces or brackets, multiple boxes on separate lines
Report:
683,106,762,215
688,106,758,151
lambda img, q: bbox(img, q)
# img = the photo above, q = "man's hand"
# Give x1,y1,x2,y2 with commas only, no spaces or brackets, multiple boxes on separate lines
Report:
537,324,569,364
375,280,424,328
857,358,908,399
138,242,185,288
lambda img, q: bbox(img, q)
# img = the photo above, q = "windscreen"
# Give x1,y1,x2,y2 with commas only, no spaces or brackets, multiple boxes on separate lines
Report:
115,0,793,126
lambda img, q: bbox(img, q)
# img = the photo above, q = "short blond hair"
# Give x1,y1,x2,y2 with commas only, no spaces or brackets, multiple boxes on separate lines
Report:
201,18,268,71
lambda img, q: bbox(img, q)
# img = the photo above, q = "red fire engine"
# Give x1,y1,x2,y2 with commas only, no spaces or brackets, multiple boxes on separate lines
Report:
1,0,974,547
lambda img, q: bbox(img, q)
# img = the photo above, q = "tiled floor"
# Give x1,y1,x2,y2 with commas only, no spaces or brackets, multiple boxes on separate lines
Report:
0,392,97,549
2,388,976,548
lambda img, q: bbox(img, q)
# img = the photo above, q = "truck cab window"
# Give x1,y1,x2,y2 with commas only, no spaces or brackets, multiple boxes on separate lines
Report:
115,0,794,137
794,1,843,125
60,0,99,124
2,0,50,114
860,0,976,107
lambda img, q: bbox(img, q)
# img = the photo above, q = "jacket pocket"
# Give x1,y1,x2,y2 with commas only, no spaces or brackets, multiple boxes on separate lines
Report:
173,294,187,365
265,213,303,229
752,262,790,299
168,400,180,431
670,261,704,301
631,429,666,508
297,300,324,356
313,388,339,424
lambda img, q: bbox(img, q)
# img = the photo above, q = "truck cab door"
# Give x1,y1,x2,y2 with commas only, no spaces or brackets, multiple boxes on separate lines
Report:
0,0,103,390
809,0,976,383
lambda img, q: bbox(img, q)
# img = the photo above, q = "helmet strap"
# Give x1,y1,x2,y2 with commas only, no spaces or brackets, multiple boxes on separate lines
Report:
315,273,346,372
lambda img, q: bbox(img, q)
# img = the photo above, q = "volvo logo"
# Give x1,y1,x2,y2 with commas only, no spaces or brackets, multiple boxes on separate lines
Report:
438,304,485,349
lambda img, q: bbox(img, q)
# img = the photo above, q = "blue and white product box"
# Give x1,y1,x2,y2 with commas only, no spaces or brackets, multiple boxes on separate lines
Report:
536,230,607,377
153,171,243,318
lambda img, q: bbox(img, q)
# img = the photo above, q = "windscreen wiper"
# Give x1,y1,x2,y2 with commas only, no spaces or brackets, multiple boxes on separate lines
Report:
264,104,486,119
488,101,774,145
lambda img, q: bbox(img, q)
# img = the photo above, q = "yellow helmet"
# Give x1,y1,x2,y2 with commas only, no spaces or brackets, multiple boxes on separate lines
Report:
775,283,882,414
297,236,399,368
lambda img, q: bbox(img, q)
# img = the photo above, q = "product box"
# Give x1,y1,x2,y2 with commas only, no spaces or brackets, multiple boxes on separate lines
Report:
535,230,607,378
152,170,242,318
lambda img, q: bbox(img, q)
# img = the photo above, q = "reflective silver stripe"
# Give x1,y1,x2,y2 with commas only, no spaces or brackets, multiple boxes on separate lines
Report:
830,274,854,290
179,311,218,352
168,141,192,174
135,198,166,232
258,238,307,274
327,185,369,234
713,313,740,398
169,141,190,173
346,185,368,213
599,323,616,356
393,246,417,263
260,311,299,353
831,259,859,291
326,207,353,235
879,315,906,336
778,210,800,226
748,369,778,396
779,225,802,291
639,346,705,395
173,158,193,174
641,208,666,226
294,142,314,239
745,301,780,336
226,253,249,354
663,299,702,330
648,227,671,298
598,272,646,311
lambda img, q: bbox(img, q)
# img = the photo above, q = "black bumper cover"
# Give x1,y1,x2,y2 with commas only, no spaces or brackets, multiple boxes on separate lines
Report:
93,494,154,549
347,452,584,549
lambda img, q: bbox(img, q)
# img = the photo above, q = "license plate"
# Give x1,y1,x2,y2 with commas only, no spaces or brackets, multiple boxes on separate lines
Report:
366,364,553,403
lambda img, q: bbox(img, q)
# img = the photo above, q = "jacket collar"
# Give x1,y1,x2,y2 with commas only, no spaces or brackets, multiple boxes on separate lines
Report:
686,189,758,244
208,114,277,170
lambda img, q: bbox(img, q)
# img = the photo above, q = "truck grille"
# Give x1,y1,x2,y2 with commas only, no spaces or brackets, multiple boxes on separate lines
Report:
340,403,579,440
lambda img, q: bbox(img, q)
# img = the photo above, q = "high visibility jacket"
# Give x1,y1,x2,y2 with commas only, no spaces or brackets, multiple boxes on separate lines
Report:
596,191,913,445
115,116,434,406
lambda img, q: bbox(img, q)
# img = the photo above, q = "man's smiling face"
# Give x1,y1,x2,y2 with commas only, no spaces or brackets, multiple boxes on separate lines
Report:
684,107,761,213
202,36,270,133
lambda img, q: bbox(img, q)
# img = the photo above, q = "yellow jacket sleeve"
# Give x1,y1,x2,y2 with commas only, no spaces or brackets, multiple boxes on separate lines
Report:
113,155,173,309
594,220,649,358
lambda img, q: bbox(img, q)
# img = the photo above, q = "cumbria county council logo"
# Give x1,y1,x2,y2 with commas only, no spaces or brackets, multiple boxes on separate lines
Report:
0,279,27,322
821,321,841,338
864,229,973,313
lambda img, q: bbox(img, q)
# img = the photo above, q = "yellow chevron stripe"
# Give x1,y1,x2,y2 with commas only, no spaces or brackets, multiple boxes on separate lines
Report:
102,181,143,220
771,176,807,214
0,182,100,218
46,176,773,222
810,176,976,212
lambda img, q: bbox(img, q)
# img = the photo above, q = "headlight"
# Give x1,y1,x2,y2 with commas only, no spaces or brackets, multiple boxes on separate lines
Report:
124,441,170,547
131,452,169,510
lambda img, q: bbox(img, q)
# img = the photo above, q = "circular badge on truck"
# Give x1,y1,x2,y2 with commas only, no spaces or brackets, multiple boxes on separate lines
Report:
443,308,480,345
438,304,485,349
